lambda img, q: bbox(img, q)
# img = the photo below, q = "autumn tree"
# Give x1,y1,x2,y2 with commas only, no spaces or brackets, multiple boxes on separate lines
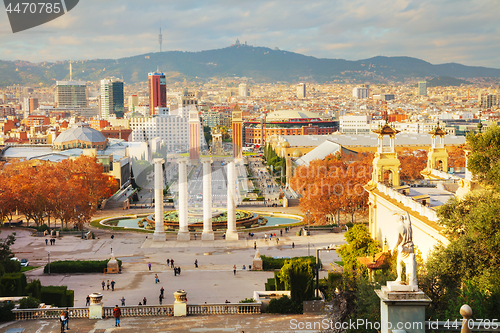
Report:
447,146,466,170
291,152,371,225
398,148,427,181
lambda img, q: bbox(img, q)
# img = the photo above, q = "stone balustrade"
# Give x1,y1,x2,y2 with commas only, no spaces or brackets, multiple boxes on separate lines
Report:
376,183,438,222
11,303,259,320
12,307,89,320
187,303,261,315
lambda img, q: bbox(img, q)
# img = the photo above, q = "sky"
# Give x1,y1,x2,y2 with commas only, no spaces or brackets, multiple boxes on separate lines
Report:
1,0,499,68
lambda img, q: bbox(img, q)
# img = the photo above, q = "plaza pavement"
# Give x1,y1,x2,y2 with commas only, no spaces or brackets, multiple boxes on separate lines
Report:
1,218,345,333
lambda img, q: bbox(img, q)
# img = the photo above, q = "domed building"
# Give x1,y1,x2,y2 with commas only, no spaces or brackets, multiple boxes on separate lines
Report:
53,122,108,151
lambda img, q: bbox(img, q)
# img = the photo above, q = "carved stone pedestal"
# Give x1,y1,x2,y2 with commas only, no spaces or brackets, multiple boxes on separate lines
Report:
88,293,103,319
173,290,187,317
375,285,431,333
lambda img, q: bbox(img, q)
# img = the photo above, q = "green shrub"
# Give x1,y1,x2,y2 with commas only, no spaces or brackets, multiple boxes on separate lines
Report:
239,298,255,303
40,286,73,307
0,303,15,322
19,296,41,309
261,255,318,271
43,259,122,274
0,259,21,274
266,295,302,314
274,271,285,291
25,279,42,299
0,272,27,296
265,278,275,291
65,290,74,307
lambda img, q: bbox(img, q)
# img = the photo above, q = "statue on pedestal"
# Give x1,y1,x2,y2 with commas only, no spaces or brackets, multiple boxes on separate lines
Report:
393,211,417,287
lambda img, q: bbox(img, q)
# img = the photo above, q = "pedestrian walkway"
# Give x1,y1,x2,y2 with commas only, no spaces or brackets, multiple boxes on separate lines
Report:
0,314,326,332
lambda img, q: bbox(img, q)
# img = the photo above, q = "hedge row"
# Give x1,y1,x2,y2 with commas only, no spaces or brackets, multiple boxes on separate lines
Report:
261,255,319,271
0,272,27,297
41,286,74,307
43,259,122,274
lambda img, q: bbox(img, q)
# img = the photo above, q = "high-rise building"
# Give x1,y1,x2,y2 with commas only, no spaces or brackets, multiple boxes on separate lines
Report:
128,95,139,109
418,81,427,96
480,94,498,108
353,87,369,99
296,83,306,99
148,72,167,116
238,83,249,97
55,81,88,108
232,105,243,159
100,78,124,119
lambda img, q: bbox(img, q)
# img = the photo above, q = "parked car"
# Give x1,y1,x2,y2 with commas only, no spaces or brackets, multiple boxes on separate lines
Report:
20,259,29,267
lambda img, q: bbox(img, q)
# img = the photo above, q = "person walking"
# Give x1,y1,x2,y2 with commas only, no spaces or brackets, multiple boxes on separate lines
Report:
160,287,164,297
159,294,163,305
154,274,159,283
254,241,257,250
143,297,147,305
148,262,152,271
121,297,126,306
45,238,48,245
292,242,295,249
86,295,90,306
101,280,105,290
107,280,110,290
113,305,121,327
233,264,237,275
63,307,69,330
178,267,181,275
59,311,66,333
111,280,115,291
194,259,198,268
167,259,170,266
171,259,174,268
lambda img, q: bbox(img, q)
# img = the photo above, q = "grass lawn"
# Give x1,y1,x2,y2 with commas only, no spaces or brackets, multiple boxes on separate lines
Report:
21,266,39,272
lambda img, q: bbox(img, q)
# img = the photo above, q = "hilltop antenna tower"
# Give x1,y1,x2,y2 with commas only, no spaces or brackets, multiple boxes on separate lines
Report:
158,23,163,53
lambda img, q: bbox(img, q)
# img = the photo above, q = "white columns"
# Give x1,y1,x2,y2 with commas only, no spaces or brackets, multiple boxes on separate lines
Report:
201,158,214,241
225,159,239,241
177,159,190,241
153,158,166,241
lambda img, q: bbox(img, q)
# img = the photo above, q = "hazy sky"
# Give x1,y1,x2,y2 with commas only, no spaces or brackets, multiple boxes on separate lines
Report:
1,0,499,68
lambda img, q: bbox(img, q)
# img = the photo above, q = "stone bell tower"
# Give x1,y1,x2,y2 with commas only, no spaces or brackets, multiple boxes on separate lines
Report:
367,124,401,188
422,125,448,176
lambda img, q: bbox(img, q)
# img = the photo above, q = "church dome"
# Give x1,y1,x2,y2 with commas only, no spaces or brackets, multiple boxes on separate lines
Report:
292,149,303,157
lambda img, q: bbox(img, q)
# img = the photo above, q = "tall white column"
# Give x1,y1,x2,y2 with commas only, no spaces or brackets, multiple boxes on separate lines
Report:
201,158,214,241
153,159,166,241
177,159,190,241
226,159,239,241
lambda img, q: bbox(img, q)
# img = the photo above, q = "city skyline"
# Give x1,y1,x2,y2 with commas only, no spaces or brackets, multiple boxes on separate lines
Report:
0,0,499,68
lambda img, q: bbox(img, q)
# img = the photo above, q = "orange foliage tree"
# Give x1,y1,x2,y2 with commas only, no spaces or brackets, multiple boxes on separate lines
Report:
447,146,466,169
398,148,427,181
0,156,118,229
291,152,372,225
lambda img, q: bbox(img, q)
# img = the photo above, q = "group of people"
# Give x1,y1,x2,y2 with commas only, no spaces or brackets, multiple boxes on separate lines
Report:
101,279,116,291
58,308,69,332
45,238,56,245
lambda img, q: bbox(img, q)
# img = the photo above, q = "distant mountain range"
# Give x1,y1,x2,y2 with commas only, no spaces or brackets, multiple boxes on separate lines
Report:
1,45,500,86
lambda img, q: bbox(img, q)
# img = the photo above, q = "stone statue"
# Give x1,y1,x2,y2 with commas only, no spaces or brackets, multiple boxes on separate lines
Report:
253,249,261,260
393,211,417,287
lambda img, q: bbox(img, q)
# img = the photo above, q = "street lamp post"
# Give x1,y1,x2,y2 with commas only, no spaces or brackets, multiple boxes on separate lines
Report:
315,245,334,298
47,251,50,274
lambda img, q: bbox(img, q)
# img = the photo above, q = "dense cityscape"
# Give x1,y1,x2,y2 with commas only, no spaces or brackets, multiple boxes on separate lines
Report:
1,2,500,333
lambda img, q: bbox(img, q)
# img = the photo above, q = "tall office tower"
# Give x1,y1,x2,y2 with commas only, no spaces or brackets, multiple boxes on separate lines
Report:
418,81,427,96
296,83,306,99
232,104,243,159
128,95,139,109
238,83,249,97
55,81,88,108
481,94,498,108
148,71,167,116
29,98,39,112
100,78,124,119
188,108,200,161
353,86,369,99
